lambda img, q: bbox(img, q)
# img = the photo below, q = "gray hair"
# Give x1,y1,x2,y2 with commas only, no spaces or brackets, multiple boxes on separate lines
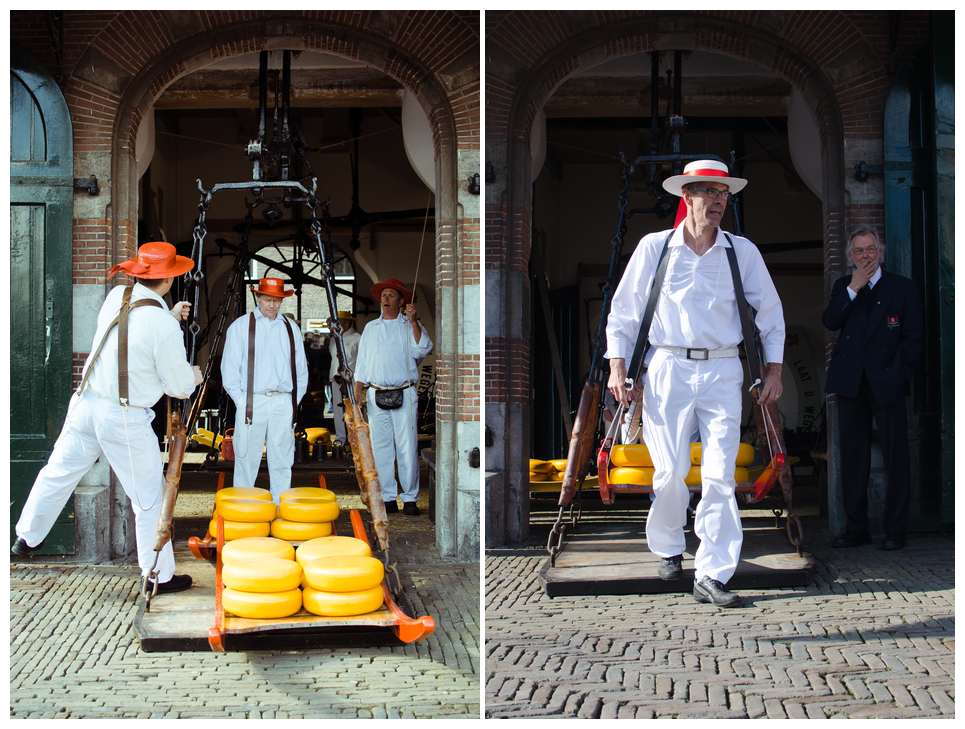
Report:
846,225,885,262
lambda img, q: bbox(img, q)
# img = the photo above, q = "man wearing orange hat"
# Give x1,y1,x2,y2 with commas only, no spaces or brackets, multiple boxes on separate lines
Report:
12,242,203,596
221,278,309,504
353,279,433,515
606,160,785,608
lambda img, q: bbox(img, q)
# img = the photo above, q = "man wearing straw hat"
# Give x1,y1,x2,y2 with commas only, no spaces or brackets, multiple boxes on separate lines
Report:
328,310,361,446
221,278,309,505
353,279,433,515
606,160,785,608
12,242,202,596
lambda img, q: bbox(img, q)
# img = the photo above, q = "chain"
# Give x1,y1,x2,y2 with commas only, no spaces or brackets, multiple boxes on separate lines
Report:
185,190,210,368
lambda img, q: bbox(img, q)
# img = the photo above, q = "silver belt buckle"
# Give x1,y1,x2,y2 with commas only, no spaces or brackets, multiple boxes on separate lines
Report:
687,348,709,360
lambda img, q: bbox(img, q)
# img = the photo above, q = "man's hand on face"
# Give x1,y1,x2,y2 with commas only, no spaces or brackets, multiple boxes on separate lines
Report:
849,257,877,292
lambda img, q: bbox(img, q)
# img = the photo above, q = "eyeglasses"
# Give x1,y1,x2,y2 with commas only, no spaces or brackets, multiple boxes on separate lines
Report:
852,245,879,256
687,187,733,201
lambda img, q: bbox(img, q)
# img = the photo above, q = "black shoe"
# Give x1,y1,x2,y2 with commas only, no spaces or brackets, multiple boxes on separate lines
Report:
882,534,906,551
384,501,399,514
832,530,872,548
693,576,741,608
402,502,420,516
11,537,44,556
146,574,193,595
657,555,683,581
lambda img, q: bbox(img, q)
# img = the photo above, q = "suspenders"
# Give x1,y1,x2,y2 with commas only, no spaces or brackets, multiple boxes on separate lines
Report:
245,313,298,427
78,286,164,405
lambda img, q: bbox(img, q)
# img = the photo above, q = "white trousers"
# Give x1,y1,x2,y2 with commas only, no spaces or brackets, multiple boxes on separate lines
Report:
367,386,419,503
16,389,176,581
231,393,294,504
641,349,744,583
330,384,347,444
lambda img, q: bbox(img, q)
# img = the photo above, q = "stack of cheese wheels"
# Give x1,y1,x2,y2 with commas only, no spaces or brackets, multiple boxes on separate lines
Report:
221,555,303,619
220,537,303,618
270,487,340,542
545,459,568,481
609,443,754,486
529,459,556,482
211,487,276,541
297,537,385,617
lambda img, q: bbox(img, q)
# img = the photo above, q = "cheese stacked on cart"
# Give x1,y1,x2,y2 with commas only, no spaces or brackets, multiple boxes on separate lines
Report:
221,554,304,619
608,443,754,486
270,488,340,541
529,459,565,482
296,536,385,617
210,488,276,541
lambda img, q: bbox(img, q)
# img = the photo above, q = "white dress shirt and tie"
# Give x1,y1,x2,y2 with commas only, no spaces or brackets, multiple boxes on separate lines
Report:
221,280,309,505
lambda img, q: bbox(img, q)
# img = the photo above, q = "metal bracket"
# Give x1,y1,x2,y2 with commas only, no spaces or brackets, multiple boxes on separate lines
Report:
853,161,883,181
74,175,100,195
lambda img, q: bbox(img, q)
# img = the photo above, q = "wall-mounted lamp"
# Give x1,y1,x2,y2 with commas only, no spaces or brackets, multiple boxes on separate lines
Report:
468,172,480,195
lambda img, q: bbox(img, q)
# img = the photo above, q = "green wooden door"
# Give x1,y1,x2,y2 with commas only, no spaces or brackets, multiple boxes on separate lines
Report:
883,14,954,530
10,43,75,552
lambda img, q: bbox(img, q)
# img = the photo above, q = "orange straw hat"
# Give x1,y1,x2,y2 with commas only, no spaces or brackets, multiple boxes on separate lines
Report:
371,278,412,305
107,241,194,280
250,277,295,298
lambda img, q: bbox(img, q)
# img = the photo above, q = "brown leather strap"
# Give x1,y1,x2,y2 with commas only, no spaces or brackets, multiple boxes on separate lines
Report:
246,313,256,424
78,286,163,402
284,316,298,427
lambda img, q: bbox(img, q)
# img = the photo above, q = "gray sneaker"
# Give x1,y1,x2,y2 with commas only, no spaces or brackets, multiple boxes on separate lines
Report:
693,576,741,607
657,554,683,581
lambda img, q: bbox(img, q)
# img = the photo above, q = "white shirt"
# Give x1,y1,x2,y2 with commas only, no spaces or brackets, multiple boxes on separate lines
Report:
354,314,433,388
328,327,361,380
606,227,785,367
82,283,197,407
221,308,309,408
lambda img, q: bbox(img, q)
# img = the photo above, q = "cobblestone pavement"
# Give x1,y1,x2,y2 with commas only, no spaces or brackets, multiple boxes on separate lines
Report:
485,511,954,719
10,469,480,719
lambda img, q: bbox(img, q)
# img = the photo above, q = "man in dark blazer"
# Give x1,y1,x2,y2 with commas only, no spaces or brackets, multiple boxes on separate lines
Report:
822,226,923,550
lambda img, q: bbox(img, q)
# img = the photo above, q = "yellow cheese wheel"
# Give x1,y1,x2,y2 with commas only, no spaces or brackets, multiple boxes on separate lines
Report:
295,536,372,567
609,466,751,487
222,557,302,593
216,498,277,523
222,587,302,619
684,466,751,486
222,537,295,563
210,519,271,541
302,554,384,592
215,487,272,503
549,471,565,481
279,487,337,503
690,442,755,467
302,585,384,617
270,519,333,541
529,471,545,481
549,459,569,472
610,445,654,468
529,460,555,473
608,467,655,486
279,498,340,523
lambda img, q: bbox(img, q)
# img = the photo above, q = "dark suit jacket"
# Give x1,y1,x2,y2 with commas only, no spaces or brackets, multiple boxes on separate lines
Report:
822,268,923,407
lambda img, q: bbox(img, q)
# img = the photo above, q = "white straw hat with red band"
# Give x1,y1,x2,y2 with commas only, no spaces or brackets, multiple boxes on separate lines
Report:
662,160,748,197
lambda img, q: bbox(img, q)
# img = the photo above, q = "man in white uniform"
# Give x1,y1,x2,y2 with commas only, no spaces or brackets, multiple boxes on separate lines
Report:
328,310,361,445
353,279,433,515
221,278,309,505
12,242,202,596
606,160,784,607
